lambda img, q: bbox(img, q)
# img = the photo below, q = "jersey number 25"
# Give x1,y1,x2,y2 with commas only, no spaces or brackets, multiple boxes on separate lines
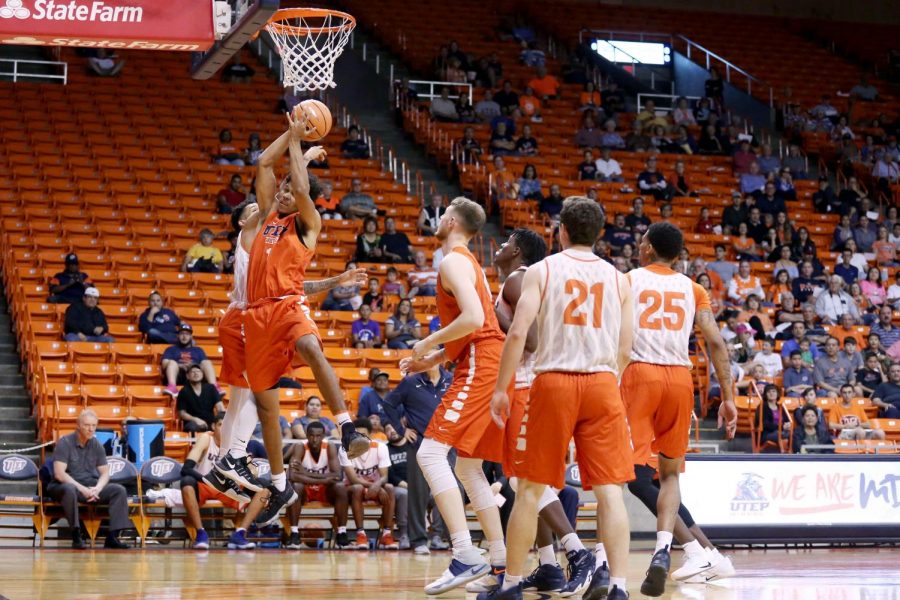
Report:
638,290,686,330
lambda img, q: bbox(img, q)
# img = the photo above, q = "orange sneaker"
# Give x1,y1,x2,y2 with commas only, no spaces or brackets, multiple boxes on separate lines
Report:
379,531,400,550
355,530,369,550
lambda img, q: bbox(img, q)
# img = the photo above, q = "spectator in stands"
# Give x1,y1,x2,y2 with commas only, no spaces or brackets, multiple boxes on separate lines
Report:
861,267,887,308
831,385,885,440
87,49,125,77
671,126,698,155
493,80,520,115
528,66,560,100
384,299,421,349
720,192,746,236
670,160,695,198
872,363,900,418
775,167,796,201
515,124,538,156
429,87,459,122
138,292,180,344
313,180,342,220
340,179,377,219
490,121,517,156
853,215,877,253
216,174,247,214
598,119,625,149
595,146,623,183
813,176,841,215
637,157,670,201
408,252,437,298
355,216,383,263
886,272,900,310
176,364,224,433
738,161,765,197
771,245,798,279
358,369,391,424
840,177,870,216
703,66,724,111
47,409,130,549
706,244,737,287
444,58,466,84
601,213,631,253
727,260,764,305
351,304,382,349
793,406,834,453
873,226,898,267
756,181,786,218
599,79,624,117
63,287,113,343
455,94,478,123
759,384,790,445
379,217,412,264
239,133,263,167
783,351,815,396
518,86,542,121
321,262,362,311
814,337,856,397
832,214,855,252
815,275,859,325
160,323,219,396
625,119,651,152
731,222,760,261
635,99,668,133
457,126,483,165
182,229,224,274
221,52,255,83
213,129,244,166
362,277,384,311
732,140,756,176
578,81,602,113
756,144,781,175
516,164,543,201
418,194,446,237
340,125,370,159
670,97,695,127
577,150,598,181
574,113,603,149
698,124,725,155
781,144,807,179
474,90,502,121
535,184,563,220
872,151,900,197
739,294,773,336
767,269,792,304
290,396,336,439
519,40,545,68
625,197,652,235
48,254,93,304
383,423,411,548
850,76,879,102
857,353,884,398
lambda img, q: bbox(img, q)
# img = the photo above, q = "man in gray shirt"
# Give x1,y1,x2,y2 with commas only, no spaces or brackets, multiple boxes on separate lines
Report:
339,178,377,219
474,90,502,121
707,244,738,287
46,409,131,549
813,337,856,397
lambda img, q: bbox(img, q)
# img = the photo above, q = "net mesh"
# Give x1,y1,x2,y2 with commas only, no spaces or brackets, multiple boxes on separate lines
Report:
265,10,356,91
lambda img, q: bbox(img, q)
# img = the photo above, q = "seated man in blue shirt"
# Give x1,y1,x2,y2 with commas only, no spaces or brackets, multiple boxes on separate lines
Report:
782,351,815,397
780,322,820,367
160,323,221,397
357,369,391,424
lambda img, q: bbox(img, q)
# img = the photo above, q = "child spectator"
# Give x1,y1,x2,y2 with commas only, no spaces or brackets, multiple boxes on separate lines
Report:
783,351,814,396
352,305,382,349
382,267,407,298
577,150,598,181
363,277,384,311
856,352,884,398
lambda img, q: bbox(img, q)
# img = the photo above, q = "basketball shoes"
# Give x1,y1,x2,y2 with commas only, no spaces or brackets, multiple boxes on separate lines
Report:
559,549,595,597
640,546,671,597
465,565,505,592
581,561,611,600
203,470,250,504
254,484,298,526
522,563,567,593
342,422,371,460
214,451,265,492
681,549,735,583
425,548,491,595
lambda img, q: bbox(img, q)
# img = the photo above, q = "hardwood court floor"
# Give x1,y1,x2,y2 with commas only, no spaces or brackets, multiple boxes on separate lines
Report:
2,546,897,599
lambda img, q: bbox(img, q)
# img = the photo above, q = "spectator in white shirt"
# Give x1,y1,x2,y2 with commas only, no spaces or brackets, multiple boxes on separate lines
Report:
815,275,860,325
886,271,900,309
430,87,459,122
594,147,624,182
755,339,784,378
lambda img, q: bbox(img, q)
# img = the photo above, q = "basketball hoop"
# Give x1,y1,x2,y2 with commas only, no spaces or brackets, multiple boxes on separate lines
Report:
264,8,356,91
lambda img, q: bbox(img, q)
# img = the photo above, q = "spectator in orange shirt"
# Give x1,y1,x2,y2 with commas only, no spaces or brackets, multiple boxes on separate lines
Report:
490,155,516,201
873,225,899,266
527,66,560,100
728,260,764,304
767,269,792,305
830,385,885,440
214,129,245,166
518,87,542,120
315,181,342,220
691,258,724,296
579,81,602,113
739,294,774,337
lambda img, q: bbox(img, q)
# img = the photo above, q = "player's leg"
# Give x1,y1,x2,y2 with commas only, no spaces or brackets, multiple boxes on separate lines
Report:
455,456,506,564
179,476,207,548
285,483,306,549
533,496,583,593
328,482,351,548
348,484,367,549
501,478,545,594
215,386,264,490
377,484,399,549
228,491,268,550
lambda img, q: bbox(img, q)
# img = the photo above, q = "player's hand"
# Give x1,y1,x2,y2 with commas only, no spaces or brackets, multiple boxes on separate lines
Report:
717,399,738,440
410,339,433,362
400,355,430,376
303,146,327,163
286,109,309,141
338,267,368,288
490,390,509,429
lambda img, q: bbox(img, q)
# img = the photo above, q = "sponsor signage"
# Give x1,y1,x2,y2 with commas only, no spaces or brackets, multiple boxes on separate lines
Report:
0,0,214,50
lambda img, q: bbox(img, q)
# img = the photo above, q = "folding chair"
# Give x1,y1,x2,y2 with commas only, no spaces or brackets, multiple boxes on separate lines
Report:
0,455,46,546
135,456,183,547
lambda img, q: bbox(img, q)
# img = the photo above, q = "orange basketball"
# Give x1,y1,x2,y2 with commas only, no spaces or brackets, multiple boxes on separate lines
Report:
296,99,332,141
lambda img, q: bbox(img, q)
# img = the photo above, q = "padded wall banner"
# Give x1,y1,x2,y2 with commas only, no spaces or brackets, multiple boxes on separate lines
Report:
0,0,215,50
681,457,900,526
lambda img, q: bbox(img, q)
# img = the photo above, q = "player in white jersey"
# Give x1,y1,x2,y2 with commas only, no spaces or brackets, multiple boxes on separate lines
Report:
486,197,634,600
621,222,737,597
284,421,349,549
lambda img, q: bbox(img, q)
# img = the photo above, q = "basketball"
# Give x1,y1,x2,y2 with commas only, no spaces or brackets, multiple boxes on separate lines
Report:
296,99,332,141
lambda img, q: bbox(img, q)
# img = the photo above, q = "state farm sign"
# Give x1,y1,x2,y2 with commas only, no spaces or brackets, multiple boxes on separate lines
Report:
0,0,214,51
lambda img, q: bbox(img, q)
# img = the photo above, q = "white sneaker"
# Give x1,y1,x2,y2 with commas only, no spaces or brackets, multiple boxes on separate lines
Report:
146,489,165,501
414,544,431,555
672,550,715,581
682,548,735,583
424,550,490,595
465,571,501,593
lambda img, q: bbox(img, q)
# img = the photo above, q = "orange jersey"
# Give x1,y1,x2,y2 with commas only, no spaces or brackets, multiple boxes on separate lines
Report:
246,212,314,303
436,246,505,363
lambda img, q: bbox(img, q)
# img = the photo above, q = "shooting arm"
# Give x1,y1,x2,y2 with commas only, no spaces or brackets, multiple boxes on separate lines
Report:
256,129,292,217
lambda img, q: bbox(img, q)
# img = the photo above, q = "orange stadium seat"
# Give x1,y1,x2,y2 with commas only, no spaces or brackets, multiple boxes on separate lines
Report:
74,363,118,385
118,364,162,386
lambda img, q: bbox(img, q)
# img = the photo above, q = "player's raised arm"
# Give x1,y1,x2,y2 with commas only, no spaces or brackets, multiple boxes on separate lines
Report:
256,127,293,218
303,268,368,296
286,110,323,240
412,252,483,356
696,307,737,438
617,271,634,375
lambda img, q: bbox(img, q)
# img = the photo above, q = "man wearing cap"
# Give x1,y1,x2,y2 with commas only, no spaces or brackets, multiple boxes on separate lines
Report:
176,364,225,433
63,287,114,342
48,253,94,304
721,192,747,236
160,323,221,397
357,368,391,424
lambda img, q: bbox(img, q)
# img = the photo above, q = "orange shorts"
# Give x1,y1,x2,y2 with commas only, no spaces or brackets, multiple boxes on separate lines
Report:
198,480,242,510
218,307,248,388
621,362,694,467
304,483,328,504
242,296,320,392
425,339,506,463
502,387,530,478
520,371,634,489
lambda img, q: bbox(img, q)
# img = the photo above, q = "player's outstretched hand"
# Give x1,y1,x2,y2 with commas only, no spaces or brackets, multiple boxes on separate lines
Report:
490,390,509,429
400,355,429,376
338,267,368,288
303,145,327,164
718,399,738,440
286,109,309,141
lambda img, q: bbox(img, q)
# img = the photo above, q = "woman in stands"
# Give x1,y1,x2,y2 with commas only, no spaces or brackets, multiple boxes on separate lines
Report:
732,222,760,261
861,267,887,307
578,81,602,113
138,292,181,344
760,384,790,447
672,97,696,127
696,273,722,317
790,227,816,261
849,282,872,318
773,246,799,280
214,129,245,166
698,124,724,155
291,396,337,440
767,269,793,305
516,164,543,201
873,225,899,267
384,299,421,350
355,217,383,263
704,67,725,115
792,406,834,454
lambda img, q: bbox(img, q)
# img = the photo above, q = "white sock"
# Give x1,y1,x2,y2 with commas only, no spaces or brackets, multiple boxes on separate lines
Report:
655,531,674,553
609,577,626,592
594,543,607,566
235,527,246,534
335,411,351,427
501,575,522,591
488,539,507,566
561,532,585,554
683,539,705,558
450,530,473,552
272,471,286,491
383,528,391,534
290,526,299,534
219,392,235,458
229,387,257,459
538,544,558,566
338,526,346,534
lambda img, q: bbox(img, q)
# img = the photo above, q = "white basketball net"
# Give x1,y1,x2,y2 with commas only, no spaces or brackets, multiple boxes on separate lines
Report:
265,10,356,91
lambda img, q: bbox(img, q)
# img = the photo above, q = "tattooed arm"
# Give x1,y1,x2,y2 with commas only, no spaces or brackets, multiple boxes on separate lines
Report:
304,268,367,296
696,307,738,439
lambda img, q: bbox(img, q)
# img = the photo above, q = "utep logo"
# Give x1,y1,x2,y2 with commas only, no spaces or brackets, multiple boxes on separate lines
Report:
262,223,289,246
150,460,175,478
1,456,27,475
730,472,770,513
0,0,29,19
107,459,125,477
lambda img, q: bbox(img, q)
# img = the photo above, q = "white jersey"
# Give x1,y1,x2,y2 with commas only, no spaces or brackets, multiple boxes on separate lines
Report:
496,267,535,389
628,264,709,368
344,441,390,481
228,230,249,310
196,435,219,477
532,249,624,374
301,440,330,474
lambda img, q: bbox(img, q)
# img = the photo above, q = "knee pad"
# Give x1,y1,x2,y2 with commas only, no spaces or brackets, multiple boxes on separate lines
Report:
416,438,457,496
455,457,493,512
537,486,559,512
180,475,199,492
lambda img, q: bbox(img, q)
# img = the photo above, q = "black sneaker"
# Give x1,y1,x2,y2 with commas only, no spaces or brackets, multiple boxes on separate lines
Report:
335,531,351,548
522,563,566,592
341,422,371,460
284,531,301,549
203,469,251,504
607,584,629,600
104,535,130,549
582,561,611,600
214,451,265,492
254,484,298,526
71,530,87,550
559,548,595,597
640,547,671,597
475,582,523,600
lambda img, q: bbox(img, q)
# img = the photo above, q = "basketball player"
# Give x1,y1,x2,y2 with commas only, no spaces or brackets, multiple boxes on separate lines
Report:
487,197,634,600
214,197,365,494
399,197,508,595
621,222,737,597
240,112,370,525
482,229,594,596
284,421,350,549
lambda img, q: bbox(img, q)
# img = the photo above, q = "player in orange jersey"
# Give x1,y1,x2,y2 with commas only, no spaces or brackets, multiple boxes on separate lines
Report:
240,112,369,525
621,221,737,597
489,197,634,600
399,197,508,595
